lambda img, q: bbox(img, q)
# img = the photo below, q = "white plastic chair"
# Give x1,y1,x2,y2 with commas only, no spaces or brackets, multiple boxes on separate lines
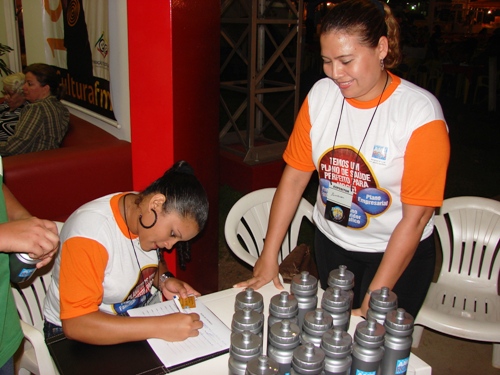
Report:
11,221,63,375
412,197,500,368
224,187,314,267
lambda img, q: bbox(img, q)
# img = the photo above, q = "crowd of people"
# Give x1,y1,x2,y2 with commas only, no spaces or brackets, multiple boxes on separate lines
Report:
0,0,457,373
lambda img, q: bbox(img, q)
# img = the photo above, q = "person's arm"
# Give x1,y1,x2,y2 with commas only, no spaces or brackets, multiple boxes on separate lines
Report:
0,104,43,156
62,310,203,345
155,258,201,300
0,183,59,267
234,165,313,290
3,183,31,220
352,203,435,317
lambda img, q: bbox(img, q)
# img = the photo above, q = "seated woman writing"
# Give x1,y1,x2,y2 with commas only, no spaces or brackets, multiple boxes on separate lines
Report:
43,160,209,345
0,63,69,156
0,72,28,142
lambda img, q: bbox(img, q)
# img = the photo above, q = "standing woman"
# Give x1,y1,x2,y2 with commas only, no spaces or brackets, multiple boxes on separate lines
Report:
44,161,209,345
0,73,28,142
0,63,69,156
235,0,450,319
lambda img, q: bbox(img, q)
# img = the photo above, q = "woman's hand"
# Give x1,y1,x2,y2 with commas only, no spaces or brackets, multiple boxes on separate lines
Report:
160,278,201,300
0,217,59,267
157,313,203,342
233,253,283,290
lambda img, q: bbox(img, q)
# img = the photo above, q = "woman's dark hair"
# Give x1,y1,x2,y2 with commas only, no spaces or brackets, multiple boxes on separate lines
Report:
141,160,209,270
24,63,65,100
320,0,402,69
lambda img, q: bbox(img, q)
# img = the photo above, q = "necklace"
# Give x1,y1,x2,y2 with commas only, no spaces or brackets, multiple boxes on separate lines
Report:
331,71,390,192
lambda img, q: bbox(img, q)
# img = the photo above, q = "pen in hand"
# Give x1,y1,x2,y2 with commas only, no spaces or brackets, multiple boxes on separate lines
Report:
173,295,187,314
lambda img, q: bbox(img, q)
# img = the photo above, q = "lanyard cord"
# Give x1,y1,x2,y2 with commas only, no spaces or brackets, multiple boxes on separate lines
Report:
123,193,151,296
331,72,389,191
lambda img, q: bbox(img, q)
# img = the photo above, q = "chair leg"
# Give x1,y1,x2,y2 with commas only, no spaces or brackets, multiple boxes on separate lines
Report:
412,325,424,348
493,343,500,368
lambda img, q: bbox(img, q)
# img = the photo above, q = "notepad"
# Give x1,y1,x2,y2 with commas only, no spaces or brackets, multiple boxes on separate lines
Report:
128,298,231,371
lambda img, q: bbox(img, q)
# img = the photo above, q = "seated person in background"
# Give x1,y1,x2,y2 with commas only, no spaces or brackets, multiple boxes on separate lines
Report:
0,72,28,142
0,63,69,156
43,160,209,345
0,155,59,374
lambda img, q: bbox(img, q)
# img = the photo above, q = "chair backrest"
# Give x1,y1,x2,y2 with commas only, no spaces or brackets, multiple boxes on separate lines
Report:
224,188,314,267
434,196,500,294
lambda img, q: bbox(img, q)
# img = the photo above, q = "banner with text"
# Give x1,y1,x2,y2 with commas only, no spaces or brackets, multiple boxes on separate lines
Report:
42,0,114,120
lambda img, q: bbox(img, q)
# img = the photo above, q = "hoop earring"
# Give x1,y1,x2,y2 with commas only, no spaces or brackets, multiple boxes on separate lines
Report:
380,59,385,71
139,210,157,229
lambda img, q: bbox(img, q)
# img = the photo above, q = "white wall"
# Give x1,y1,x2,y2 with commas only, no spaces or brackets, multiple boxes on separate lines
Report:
0,0,131,141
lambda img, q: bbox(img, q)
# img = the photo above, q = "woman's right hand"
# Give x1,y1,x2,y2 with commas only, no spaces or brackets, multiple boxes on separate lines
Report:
233,253,283,290
158,312,203,342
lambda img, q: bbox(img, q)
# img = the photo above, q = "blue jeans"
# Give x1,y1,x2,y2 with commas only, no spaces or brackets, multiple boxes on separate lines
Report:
44,321,64,339
0,357,14,375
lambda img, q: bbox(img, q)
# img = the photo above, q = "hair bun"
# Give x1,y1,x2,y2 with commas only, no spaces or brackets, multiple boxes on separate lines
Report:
173,160,195,176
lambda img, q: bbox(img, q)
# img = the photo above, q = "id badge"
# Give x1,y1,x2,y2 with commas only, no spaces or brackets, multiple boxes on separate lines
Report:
324,182,353,227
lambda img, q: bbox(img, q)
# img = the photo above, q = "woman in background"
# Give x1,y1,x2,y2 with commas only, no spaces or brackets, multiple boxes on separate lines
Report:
0,63,69,156
0,72,28,142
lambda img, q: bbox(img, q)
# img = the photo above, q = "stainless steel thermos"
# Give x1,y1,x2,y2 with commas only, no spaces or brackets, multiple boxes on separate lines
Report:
235,288,265,314
321,287,350,332
291,271,318,329
268,291,299,329
9,252,40,283
321,328,352,375
300,308,333,348
245,355,280,375
267,319,301,375
380,308,414,375
229,330,263,375
291,342,325,375
350,319,385,375
366,287,398,326
232,307,265,337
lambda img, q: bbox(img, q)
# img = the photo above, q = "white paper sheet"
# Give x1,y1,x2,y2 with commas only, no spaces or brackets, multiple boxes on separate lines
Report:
128,299,231,368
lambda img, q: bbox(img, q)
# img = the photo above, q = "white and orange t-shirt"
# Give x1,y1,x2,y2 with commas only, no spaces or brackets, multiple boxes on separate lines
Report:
283,72,450,252
44,193,159,327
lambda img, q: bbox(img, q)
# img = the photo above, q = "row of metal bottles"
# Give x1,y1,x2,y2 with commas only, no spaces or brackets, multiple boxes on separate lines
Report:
228,266,414,375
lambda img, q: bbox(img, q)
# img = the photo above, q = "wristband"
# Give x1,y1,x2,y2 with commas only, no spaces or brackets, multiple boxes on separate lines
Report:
159,271,175,285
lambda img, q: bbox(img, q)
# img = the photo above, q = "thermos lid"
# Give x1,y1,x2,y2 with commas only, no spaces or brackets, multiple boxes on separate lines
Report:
12,252,40,265
235,288,264,313
384,308,414,336
321,328,352,357
291,342,325,374
321,287,350,311
232,308,264,333
245,355,279,375
354,319,385,347
269,291,298,317
369,286,398,312
327,265,354,290
230,330,263,357
302,309,333,336
268,320,301,348
291,271,318,296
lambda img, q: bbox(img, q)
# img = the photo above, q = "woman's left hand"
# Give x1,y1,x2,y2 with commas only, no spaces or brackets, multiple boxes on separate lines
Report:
161,278,201,300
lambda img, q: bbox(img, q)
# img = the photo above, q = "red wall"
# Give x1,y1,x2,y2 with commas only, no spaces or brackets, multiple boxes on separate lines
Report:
127,1,220,293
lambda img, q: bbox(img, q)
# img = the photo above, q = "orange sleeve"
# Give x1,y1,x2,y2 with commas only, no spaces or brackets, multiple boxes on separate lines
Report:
59,237,109,320
402,120,450,207
283,97,316,172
